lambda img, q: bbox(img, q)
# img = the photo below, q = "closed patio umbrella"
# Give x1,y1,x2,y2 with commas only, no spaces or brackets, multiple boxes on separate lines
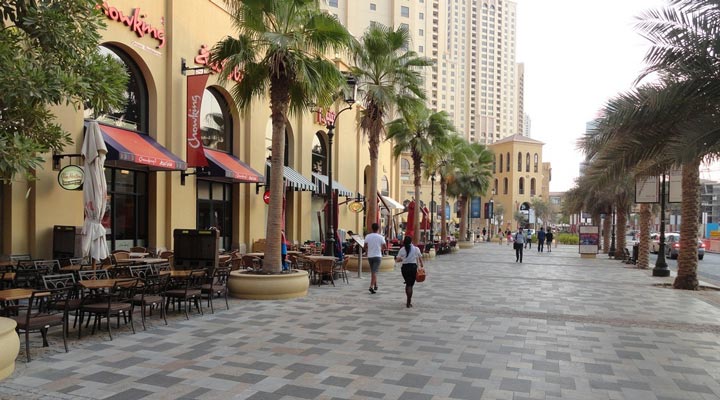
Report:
81,121,109,268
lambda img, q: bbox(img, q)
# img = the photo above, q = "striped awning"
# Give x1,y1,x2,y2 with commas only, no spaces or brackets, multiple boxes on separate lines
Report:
95,122,186,171
266,162,315,191
380,195,405,210
311,173,353,197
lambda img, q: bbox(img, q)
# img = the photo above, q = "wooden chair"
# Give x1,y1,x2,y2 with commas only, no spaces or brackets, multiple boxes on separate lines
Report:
335,257,349,284
129,246,147,253
112,251,130,262
132,272,168,330
313,259,335,286
241,255,262,270
159,251,174,269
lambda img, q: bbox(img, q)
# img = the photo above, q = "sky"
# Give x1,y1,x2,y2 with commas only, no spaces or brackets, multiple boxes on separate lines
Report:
515,0,669,192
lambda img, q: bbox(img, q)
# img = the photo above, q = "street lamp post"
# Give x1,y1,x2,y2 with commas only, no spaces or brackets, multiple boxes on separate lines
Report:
429,172,436,252
653,173,670,276
324,75,357,257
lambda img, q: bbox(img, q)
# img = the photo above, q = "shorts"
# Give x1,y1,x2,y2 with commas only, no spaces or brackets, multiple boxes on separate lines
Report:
368,257,382,273
401,263,418,287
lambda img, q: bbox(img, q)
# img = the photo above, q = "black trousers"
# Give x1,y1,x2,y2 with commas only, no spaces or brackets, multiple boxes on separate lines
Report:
514,244,523,262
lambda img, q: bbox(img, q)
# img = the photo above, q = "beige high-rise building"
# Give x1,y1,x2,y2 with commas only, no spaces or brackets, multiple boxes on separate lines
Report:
321,0,522,144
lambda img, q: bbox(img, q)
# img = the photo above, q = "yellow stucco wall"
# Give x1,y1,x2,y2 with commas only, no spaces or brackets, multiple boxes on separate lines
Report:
3,0,395,258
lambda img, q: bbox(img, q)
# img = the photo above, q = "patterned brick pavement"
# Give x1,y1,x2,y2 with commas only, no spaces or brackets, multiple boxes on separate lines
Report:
1,243,719,399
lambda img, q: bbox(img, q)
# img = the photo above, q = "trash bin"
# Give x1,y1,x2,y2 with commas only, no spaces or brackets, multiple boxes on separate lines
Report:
632,243,639,263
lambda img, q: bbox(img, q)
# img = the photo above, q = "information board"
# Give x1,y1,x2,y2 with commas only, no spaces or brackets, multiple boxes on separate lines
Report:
578,225,599,254
635,176,659,203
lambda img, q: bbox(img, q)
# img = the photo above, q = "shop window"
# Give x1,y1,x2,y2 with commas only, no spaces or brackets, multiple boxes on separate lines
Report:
95,45,148,133
104,168,148,251
311,132,327,174
197,180,232,252
200,88,233,152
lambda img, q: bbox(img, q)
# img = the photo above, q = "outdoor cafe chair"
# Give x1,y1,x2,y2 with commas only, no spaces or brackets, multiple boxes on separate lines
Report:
42,274,81,328
151,263,170,275
129,264,153,279
313,259,336,286
132,272,168,330
14,263,41,289
78,269,110,281
78,278,138,340
201,266,230,314
163,269,205,320
335,257,349,284
13,288,70,362
68,257,85,266
129,246,147,253
241,255,262,270
34,260,61,275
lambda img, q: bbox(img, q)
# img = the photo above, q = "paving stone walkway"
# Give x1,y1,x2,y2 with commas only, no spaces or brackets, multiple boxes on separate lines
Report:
1,243,719,399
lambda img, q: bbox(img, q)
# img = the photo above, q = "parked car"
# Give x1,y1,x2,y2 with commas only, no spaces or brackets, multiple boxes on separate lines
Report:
664,233,705,260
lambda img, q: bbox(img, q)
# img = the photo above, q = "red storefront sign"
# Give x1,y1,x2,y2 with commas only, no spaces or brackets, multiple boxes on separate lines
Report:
97,2,166,49
194,44,244,83
186,74,210,168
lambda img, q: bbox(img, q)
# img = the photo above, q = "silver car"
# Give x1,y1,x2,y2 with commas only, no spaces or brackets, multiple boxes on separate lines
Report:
664,233,705,260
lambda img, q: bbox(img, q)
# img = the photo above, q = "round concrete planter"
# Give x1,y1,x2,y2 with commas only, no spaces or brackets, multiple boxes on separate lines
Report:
345,255,395,273
0,318,18,380
228,269,309,300
458,241,474,249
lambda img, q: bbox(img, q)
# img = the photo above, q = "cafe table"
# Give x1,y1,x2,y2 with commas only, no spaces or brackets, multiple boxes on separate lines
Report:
1,272,15,282
0,261,17,269
116,257,169,266
129,252,150,259
160,270,193,278
304,255,339,262
59,264,89,272
0,288,35,302
244,252,265,258
79,279,120,290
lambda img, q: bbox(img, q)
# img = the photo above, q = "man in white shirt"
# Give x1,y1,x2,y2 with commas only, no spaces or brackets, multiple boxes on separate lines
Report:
363,223,387,294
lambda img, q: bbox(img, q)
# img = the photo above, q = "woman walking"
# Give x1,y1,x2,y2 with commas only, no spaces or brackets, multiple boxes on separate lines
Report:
395,235,424,308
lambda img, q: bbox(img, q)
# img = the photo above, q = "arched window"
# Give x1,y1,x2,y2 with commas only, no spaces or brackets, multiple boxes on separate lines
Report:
494,178,498,195
200,88,232,152
530,178,536,196
525,153,530,172
401,158,411,181
517,152,522,172
519,177,525,195
97,45,148,133
506,152,510,172
503,177,508,194
381,176,389,196
499,154,503,172
534,153,539,172
492,154,496,173
311,132,327,174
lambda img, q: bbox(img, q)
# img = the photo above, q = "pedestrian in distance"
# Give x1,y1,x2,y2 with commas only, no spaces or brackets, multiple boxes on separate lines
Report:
513,228,525,262
498,228,504,245
525,229,532,249
363,222,387,294
482,227,487,242
395,235,424,308
537,227,546,252
506,229,512,246
545,228,554,252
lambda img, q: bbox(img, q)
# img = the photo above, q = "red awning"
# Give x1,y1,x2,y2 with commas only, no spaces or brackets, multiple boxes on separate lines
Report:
96,123,186,171
204,149,264,183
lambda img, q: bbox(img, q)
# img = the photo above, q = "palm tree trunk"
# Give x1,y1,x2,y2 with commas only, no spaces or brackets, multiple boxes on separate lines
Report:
459,195,468,242
440,178,447,242
602,213,611,254
637,203,651,269
365,130,380,233
615,205,627,259
264,78,290,273
674,159,700,290
412,152,422,245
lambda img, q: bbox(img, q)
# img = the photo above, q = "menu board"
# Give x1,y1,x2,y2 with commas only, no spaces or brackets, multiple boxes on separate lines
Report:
578,225,599,254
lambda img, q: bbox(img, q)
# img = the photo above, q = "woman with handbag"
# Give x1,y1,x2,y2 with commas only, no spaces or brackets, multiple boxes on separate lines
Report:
395,235,424,308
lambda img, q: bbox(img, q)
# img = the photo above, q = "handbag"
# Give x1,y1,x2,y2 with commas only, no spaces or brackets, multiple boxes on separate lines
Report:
416,265,426,283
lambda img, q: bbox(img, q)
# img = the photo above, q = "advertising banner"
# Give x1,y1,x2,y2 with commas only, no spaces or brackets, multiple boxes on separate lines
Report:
635,176,659,203
186,73,210,167
578,225,600,254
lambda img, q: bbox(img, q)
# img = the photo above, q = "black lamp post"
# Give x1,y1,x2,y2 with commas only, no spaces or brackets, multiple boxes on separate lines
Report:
653,173,670,276
429,172,436,251
324,75,357,257
609,206,616,257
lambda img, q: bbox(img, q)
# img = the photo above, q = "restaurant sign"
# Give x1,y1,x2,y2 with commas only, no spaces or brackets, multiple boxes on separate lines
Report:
194,44,244,83
348,201,364,213
97,1,166,48
58,165,84,191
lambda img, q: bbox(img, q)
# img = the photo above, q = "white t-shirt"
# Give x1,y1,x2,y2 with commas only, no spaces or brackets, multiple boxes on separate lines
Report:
364,233,386,258
397,245,422,264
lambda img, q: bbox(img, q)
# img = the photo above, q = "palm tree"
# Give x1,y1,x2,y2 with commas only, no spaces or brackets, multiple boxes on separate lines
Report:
423,134,472,243
350,23,432,232
211,0,354,272
387,104,455,244
530,198,549,229
447,143,493,242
